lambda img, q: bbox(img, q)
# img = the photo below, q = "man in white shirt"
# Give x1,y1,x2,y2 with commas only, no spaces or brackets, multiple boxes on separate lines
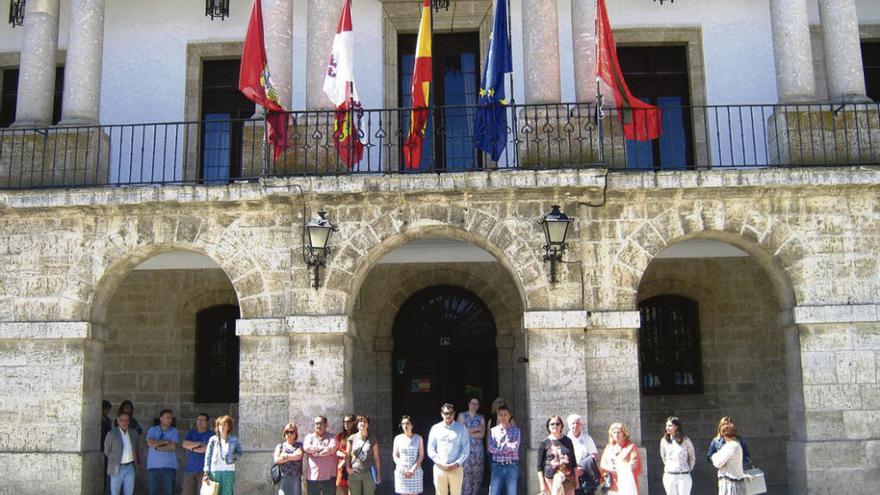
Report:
104,412,142,495
566,414,599,495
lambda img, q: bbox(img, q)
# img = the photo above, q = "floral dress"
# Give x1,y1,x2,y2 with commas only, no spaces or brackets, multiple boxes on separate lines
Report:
460,413,484,495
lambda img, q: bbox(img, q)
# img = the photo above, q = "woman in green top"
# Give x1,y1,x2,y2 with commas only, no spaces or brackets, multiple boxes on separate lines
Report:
346,415,382,495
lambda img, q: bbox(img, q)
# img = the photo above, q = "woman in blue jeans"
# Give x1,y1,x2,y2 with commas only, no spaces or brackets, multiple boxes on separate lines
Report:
486,405,521,495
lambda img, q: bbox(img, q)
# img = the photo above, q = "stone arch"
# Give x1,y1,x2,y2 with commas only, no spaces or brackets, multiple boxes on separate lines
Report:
86,214,271,324
606,201,800,311
325,206,541,316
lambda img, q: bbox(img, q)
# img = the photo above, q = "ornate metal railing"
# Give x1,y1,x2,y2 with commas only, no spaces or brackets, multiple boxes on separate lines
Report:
0,101,878,189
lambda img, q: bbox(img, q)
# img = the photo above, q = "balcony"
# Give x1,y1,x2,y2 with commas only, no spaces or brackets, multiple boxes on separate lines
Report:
0,102,878,189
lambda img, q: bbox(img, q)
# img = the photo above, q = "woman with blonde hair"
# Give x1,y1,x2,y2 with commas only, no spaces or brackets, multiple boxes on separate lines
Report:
659,417,694,495
274,422,304,495
599,423,641,495
203,415,243,495
706,417,751,469
711,423,745,495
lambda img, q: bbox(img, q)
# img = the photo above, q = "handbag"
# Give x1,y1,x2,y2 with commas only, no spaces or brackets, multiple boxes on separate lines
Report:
271,463,282,485
743,467,767,495
599,473,612,494
200,479,220,495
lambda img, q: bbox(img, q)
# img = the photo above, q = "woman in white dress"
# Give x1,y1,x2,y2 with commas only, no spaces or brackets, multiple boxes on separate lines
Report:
392,415,424,495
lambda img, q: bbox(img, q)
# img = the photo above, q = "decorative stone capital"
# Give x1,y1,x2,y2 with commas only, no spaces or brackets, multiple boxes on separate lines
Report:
286,315,352,334
523,311,588,329
793,304,880,325
236,318,287,336
588,311,641,330
0,321,96,340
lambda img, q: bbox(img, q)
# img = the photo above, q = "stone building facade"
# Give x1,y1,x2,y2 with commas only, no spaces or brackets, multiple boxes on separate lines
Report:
1,1,879,495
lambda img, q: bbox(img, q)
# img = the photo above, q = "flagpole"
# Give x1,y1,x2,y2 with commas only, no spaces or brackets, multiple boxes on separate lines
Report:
348,0,355,171
429,0,437,172
263,110,270,174
506,0,518,167
594,0,604,165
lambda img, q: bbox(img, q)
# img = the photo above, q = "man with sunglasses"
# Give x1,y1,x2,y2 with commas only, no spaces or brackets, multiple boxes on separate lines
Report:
427,403,470,495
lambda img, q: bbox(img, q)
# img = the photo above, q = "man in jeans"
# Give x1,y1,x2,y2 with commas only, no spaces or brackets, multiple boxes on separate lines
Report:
487,405,520,495
145,409,179,495
181,413,213,495
104,412,142,495
427,403,470,495
304,415,338,495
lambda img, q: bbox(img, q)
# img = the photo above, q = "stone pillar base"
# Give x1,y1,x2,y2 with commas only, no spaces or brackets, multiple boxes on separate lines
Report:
767,106,880,165
0,126,110,188
515,107,626,169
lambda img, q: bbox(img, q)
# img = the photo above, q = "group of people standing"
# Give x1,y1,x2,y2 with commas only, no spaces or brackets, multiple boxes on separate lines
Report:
101,398,753,495
102,401,242,495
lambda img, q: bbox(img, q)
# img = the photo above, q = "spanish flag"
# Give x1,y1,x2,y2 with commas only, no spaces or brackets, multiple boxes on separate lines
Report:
403,0,432,170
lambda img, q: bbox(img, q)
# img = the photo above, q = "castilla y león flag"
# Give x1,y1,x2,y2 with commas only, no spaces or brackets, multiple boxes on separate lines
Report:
596,0,661,141
323,0,364,167
403,0,432,170
239,0,289,159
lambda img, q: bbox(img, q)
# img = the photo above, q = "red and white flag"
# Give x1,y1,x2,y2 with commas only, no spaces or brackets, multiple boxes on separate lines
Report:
323,0,363,166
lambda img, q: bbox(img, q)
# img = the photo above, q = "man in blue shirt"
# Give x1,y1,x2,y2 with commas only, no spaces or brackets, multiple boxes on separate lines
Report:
427,403,470,495
181,413,213,495
145,409,180,495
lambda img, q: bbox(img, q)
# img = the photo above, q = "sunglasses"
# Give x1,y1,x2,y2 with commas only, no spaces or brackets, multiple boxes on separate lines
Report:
549,422,562,426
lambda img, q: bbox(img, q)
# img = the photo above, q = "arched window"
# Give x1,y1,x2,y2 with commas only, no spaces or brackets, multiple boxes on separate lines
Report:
195,304,240,403
638,295,702,395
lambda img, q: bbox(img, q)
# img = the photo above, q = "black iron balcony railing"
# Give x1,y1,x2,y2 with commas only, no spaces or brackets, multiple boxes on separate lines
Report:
0,102,878,189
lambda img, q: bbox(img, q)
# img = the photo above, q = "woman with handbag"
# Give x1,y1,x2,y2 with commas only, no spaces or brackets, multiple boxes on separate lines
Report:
659,417,695,495
346,415,382,495
537,415,578,495
711,423,745,495
203,415,243,495
274,423,304,495
599,423,641,495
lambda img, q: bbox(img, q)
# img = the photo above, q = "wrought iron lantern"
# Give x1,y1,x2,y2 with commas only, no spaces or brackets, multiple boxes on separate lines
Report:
305,209,336,289
8,0,25,27
205,0,229,21
539,205,573,284
654,0,673,4
432,0,450,12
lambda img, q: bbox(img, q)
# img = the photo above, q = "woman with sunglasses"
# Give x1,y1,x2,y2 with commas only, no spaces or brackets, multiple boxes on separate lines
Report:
393,415,424,495
537,415,578,495
274,423,304,495
337,414,358,495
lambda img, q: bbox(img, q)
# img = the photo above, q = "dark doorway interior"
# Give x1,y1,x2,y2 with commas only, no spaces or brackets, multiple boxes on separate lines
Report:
863,41,880,102
200,59,255,182
617,45,694,169
398,32,482,170
391,285,498,489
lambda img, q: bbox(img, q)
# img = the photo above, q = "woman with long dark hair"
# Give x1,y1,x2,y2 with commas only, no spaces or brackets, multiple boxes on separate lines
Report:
659,417,695,495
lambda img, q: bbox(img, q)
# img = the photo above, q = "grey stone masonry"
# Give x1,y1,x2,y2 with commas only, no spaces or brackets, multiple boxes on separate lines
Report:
60,0,105,125
13,0,61,127
818,0,869,102
769,0,815,103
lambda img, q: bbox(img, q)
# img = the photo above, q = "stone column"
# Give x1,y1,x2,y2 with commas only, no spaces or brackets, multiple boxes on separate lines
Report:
521,0,561,104
570,0,596,102
306,0,338,110
584,311,647,489
523,311,589,493
60,0,105,125
13,0,61,127
768,0,815,103
235,318,292,494
0,322,105,493
818,0,869,102
790,304,880,493
264,0,293,110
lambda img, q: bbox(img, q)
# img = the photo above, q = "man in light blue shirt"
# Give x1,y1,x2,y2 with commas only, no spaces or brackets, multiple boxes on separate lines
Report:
145,409,179,495
427,403,470,495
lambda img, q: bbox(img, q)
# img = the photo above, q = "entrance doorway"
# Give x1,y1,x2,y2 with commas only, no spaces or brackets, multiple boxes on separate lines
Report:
398,32,482,170
391,285,498,476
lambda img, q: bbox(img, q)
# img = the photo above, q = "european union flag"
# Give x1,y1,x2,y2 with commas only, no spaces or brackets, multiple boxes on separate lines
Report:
474,0,512,162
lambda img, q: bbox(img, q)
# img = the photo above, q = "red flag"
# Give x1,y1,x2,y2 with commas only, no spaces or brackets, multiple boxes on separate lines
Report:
240,0,289,159
403,0,432,169
324,0,364,167
596,0,661,141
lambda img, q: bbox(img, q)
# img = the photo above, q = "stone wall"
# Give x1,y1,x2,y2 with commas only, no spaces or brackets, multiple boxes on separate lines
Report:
638,257,789,495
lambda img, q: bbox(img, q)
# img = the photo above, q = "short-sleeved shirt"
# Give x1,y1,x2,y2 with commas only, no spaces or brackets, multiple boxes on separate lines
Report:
349,434,378,475
184,429,215,473
146,425,180,470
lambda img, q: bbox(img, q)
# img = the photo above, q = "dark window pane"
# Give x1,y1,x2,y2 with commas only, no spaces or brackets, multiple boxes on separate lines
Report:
638,295,703,395
863,41,880,102
195,304,240,403
0,66,64,127
200,59,254,180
